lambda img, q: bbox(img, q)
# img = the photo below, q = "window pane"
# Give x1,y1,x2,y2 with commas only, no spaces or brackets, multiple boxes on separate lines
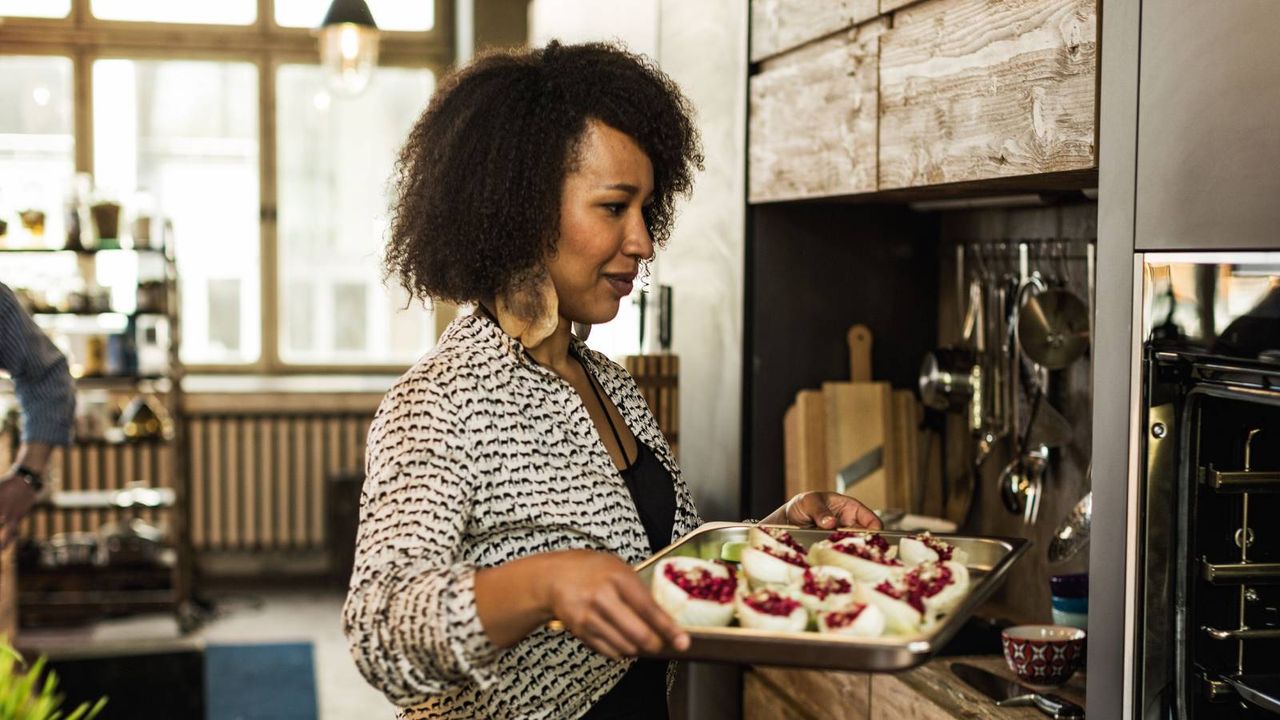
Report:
0,56,74,250
0,0,70,18
93,59,260,365
276,64,434,365
91,0,255,25
275,0,434,31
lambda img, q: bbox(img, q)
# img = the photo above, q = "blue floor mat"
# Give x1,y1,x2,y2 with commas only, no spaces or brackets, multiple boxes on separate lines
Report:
204,642,318,720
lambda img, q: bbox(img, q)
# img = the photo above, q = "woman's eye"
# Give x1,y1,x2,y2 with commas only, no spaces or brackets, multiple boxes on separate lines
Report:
603,203,625,215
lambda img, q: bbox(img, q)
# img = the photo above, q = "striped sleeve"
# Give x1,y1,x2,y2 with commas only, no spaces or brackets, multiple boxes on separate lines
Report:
341,378,502,706
0,283,75,445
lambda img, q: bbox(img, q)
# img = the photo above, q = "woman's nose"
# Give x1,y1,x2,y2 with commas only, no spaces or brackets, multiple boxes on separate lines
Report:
624,212,654,260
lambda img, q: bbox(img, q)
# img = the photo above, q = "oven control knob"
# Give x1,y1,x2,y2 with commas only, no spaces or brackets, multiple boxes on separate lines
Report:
1152,422,1167,439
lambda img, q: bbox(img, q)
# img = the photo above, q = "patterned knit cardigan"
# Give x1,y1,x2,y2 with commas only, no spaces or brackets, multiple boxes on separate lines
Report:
343,310,701,719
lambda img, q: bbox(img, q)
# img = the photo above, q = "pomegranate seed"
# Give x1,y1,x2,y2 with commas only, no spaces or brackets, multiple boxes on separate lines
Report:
743,589,801,616
802,569,852,600
760,545,809,568
822,605,868,629
664,563,736,603
762,527,806,555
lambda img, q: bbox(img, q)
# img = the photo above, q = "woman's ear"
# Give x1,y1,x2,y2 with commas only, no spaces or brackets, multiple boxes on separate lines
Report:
495,272,559,349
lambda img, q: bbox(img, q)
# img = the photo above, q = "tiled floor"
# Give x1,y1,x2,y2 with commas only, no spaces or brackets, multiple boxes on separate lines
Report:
19,590,397,719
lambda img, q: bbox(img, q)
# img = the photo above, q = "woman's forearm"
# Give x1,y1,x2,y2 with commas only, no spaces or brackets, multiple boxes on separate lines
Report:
474,553,558,648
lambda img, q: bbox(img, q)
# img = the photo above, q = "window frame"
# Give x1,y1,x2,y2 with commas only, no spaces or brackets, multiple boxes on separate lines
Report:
0,0,452,374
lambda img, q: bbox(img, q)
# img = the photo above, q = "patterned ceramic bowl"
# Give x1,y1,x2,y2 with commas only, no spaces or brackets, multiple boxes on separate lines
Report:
1001,625,1086,686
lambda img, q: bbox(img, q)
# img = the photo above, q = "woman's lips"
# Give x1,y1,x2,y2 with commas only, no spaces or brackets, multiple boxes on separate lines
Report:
605,275,635,297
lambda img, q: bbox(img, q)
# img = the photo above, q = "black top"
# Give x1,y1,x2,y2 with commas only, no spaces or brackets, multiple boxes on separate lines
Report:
580,364,677,720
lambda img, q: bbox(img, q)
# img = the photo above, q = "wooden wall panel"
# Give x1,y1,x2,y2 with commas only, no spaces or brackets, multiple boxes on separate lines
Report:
750,0,878,62
878,0,1097,190
749,18,887,203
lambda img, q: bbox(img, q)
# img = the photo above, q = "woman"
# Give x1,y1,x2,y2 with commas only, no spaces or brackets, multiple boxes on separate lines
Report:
342,41,881,720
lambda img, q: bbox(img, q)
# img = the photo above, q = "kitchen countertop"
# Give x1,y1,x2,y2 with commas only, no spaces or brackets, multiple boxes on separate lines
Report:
750,654,1086,720
881,654,1087,719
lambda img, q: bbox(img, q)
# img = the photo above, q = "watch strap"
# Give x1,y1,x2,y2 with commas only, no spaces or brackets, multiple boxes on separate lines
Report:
12,465,43,493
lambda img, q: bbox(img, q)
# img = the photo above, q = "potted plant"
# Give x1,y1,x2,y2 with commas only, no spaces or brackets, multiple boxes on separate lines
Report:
0,643,106,720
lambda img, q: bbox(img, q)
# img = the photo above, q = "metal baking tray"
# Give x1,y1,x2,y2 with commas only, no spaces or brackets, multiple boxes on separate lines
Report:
635,522,1029,672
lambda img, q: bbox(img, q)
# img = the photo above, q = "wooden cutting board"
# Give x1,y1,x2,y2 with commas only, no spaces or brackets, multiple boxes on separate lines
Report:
784,389,827,500
823,325,895,512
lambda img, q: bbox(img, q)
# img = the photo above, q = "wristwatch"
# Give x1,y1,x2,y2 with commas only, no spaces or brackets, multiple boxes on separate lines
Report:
11,465,43,494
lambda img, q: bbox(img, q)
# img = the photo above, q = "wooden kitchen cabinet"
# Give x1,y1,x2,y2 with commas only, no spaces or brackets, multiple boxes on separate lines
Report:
878,0,1097,189
748,19,886,203
750,0,878,62
753,667,872,719
744,671,816,720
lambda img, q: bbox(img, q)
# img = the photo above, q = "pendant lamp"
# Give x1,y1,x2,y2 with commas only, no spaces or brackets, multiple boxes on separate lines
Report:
317,0,380,95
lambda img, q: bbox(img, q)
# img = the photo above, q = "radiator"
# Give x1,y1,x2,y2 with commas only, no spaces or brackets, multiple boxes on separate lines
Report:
26,410,370,555
186,411,369,552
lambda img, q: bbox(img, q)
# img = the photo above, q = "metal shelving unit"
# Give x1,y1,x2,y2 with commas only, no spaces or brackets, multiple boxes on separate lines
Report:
0,239,197,632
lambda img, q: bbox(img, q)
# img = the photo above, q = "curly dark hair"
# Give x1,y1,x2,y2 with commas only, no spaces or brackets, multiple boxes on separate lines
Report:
385,40,704,305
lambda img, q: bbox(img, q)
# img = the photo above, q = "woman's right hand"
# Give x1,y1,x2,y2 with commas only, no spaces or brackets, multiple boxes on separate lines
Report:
541,549,690,660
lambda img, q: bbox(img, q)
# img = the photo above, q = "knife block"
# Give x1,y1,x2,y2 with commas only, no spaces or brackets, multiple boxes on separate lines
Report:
623,354,679,460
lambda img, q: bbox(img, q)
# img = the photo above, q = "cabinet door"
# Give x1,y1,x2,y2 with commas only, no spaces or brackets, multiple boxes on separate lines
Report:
749,19,886,203
751,0,878,62
1135,0,1280,250
743,671,816,720
878,0,1097,190
754,667,871,720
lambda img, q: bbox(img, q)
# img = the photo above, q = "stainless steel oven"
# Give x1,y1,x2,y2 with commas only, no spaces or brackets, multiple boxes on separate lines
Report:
1136,253,1280,719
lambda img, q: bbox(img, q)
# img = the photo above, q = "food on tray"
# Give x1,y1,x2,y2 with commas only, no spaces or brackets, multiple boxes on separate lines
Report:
652,557,738,627
735,588,808,632
741,545,809,588
816,602,886,637
898,532,970,566
719,540,748,563
793,566,855,614
748,526,807,556
808,531,902,583
859,560,971,634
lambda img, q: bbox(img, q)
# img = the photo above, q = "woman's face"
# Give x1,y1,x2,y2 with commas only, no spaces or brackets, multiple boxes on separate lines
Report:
548,120,655,325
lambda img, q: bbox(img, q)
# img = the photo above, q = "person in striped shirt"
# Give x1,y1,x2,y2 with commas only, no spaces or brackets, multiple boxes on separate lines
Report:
0,282,75,546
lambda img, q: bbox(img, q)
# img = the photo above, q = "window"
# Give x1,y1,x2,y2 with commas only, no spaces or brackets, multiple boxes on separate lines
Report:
275,64,434,364
274,0,434,31
0,2,450,372
90,0,257,25
0,56,75,247
93,59,261,365
0,1,70,18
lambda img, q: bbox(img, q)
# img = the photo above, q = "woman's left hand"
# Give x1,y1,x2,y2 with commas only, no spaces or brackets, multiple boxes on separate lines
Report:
759,492,882,530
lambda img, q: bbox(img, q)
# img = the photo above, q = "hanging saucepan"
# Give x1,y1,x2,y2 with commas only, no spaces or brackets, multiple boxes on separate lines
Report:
919,280,982,413
918,348,978,412
1018,286,1090,370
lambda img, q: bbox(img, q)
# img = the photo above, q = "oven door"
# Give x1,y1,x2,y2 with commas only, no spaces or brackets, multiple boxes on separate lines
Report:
1141,353,1280,720
1137,254,1280,719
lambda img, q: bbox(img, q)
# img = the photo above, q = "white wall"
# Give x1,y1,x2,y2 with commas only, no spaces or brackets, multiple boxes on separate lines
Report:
527,0,748,524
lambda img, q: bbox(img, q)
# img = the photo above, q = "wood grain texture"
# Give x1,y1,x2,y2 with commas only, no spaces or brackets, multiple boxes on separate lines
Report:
754,667,871,720
749,18,888,203
879,0,1097,190
743,671,816,720
876,654,1087,719
750,0,878,62
824,380,894,511
880,0,921,12
784,389,830,501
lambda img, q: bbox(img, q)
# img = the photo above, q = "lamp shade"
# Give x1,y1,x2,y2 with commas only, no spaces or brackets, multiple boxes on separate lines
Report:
318,0,380,96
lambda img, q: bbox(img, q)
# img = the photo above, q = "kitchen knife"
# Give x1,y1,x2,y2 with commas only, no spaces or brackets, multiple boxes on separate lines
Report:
951,663,1084,719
